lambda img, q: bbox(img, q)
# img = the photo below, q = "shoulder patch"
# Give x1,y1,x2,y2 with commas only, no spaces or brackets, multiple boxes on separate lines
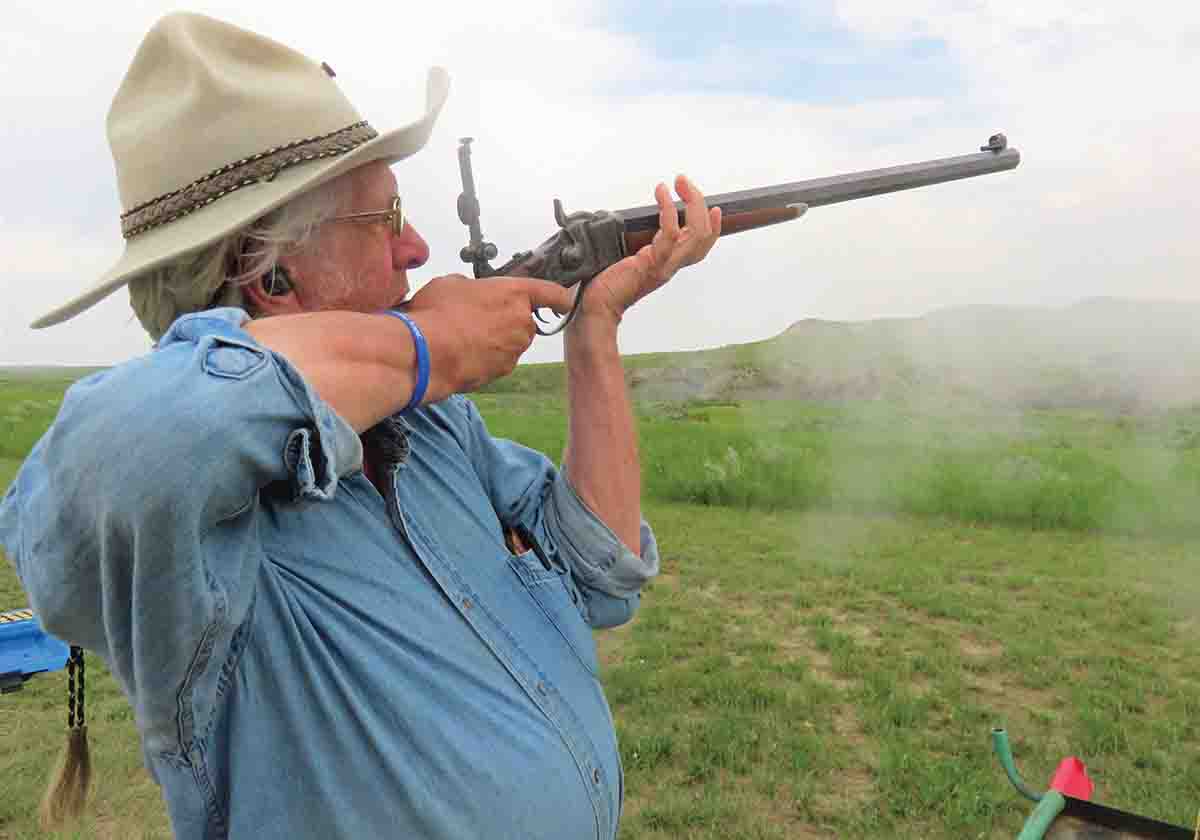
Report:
202,336,268,380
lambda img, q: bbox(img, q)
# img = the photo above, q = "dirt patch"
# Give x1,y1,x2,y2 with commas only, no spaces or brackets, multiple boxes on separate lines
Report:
727,775,833,837
91,805,169,840
645,571,680,592
831,705,873,753
827,609,883,648
906,674,935,698
621,769,833,838
1170,617,1198,641
810,763,877,824
596,620,635,667
959,635,1004,659
776,632,855,692
860,594,1010,663
94,815,149,840
966,669,1061,725
777,621,881,821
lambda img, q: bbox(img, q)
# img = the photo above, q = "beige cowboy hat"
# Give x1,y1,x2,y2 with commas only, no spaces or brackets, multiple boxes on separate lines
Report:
33,12,449,328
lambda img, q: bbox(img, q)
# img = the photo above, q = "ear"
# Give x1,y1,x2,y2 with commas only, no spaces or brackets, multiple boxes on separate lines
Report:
243,263,303,316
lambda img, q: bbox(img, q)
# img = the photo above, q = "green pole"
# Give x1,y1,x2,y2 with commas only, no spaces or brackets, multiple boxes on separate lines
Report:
1016,791,1066,840
992,728,1044,803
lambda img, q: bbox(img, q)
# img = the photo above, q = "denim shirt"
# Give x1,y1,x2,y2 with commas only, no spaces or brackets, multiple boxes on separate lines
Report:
0,308,659,840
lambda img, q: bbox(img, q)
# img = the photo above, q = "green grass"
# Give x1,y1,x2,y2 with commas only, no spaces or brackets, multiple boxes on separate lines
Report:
606,504,1199,838
2,374,1199,838
473,394,1200,536
0,375,80,464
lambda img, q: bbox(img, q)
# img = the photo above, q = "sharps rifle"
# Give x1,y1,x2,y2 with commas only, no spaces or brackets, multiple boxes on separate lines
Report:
455,133,1021,335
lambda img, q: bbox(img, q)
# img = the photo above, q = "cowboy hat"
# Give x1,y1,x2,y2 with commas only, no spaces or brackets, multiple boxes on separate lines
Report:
33,12,449,328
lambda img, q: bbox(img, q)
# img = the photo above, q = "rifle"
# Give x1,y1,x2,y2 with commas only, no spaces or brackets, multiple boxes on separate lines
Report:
456,133,1021,334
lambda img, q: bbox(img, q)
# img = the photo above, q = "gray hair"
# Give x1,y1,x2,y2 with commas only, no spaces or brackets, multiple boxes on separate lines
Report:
128,173,357,340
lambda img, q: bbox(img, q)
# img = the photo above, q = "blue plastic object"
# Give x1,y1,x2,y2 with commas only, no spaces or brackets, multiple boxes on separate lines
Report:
0,608,71,693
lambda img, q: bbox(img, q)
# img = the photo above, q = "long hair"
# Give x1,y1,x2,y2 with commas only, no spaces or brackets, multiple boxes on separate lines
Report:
128,172,356,340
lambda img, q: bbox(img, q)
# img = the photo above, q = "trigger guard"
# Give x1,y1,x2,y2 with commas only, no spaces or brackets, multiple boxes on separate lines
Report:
532,307,569,337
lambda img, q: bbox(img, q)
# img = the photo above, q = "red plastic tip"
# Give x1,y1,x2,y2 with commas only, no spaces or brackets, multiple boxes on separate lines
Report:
1049,757,1094,800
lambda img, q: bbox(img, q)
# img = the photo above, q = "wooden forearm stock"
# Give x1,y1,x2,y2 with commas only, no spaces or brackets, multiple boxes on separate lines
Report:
623,206,804,253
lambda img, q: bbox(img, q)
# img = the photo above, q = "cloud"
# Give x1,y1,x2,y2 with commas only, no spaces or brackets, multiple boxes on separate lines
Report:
0,0,1196,367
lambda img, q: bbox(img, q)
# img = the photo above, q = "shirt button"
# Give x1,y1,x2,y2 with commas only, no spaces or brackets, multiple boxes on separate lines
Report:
592,768,601,785
462,597,472,610
536,681,547,695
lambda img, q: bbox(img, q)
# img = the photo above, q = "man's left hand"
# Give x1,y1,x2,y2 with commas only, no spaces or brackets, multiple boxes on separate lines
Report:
575,175,721,328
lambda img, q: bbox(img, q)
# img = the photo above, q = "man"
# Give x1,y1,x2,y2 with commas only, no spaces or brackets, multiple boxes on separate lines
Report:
0,12,720,840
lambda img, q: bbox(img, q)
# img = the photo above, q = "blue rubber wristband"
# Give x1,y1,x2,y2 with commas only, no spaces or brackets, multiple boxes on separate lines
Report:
383,310,430,412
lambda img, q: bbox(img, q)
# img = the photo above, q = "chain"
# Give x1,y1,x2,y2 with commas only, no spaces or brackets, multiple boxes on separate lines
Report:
66,646,85,729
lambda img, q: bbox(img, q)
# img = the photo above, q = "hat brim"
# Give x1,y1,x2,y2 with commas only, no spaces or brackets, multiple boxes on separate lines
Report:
32,67,450,329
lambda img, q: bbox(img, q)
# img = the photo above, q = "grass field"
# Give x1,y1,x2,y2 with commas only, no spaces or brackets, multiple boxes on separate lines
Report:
474,393,1200,536
2,370,1198,838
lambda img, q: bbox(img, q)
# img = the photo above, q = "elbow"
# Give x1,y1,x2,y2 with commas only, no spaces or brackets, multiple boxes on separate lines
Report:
582,589,641,629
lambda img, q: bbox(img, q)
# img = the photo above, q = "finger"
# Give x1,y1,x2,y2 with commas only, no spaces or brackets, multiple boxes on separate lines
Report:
692,206,721,259
517,278,575,315
656,182,680,241
676,206,721,269
492,275,572,313
675,174,712,239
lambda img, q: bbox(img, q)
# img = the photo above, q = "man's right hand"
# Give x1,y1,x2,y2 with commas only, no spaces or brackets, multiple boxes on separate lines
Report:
243,275,572,432
404,274,574,399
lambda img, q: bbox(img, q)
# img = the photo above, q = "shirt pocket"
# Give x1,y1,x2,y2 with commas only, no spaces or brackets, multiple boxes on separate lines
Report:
506,547,600,676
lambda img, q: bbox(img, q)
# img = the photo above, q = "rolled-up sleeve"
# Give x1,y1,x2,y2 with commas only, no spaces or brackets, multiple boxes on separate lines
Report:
0,308,361,756
543,473,659,597
543,472,659,629
453,396,658,629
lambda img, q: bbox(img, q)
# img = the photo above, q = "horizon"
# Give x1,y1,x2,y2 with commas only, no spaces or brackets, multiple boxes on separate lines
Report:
5,293,1198,369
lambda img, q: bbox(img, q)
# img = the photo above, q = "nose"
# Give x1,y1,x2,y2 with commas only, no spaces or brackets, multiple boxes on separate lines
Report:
394,221,430,271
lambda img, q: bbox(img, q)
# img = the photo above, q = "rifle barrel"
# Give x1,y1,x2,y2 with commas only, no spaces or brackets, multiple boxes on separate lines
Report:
616,146,1020,233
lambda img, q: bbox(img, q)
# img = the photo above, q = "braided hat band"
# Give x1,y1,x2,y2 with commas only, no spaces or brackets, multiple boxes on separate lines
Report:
121,122,379,239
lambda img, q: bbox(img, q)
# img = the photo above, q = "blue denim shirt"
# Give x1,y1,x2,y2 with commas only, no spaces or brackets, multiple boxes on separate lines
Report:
0,309,659,840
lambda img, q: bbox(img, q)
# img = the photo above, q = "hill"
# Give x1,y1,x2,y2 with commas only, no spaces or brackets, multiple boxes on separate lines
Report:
486,297,1200,411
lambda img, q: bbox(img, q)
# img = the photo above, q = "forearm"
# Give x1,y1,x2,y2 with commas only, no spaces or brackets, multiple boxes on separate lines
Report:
562,315,641,553
243,311,452,433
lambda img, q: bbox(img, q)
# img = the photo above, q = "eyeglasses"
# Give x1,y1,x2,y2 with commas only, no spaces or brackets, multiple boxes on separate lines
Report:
327,196,405,236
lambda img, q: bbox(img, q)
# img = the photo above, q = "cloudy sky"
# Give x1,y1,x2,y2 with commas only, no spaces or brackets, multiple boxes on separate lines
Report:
1,0,1197,365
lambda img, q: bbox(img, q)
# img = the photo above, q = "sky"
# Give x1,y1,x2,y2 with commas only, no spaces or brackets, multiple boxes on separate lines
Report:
1,0,1197,365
